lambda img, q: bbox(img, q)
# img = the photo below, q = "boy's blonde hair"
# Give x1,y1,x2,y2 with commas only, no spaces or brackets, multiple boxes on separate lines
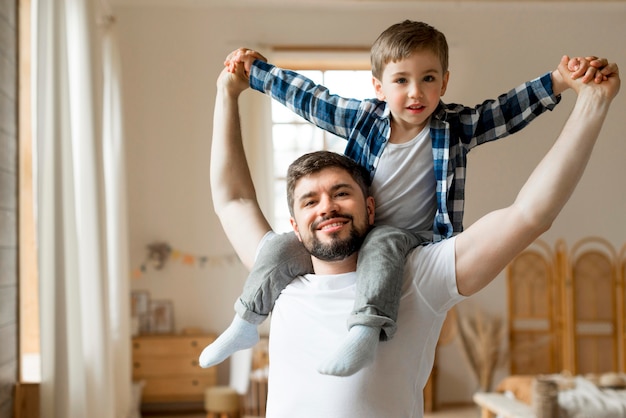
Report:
370,20,449,80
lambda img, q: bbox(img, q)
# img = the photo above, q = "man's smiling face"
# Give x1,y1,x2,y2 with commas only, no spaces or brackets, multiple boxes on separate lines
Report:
290,167,375,262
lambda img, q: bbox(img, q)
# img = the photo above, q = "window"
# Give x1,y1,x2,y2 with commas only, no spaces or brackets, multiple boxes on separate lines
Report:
271,68,372,232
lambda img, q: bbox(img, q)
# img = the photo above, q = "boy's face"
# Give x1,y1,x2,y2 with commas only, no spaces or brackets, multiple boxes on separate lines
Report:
372,49,449,133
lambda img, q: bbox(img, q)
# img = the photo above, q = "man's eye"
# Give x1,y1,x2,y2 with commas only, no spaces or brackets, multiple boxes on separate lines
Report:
304,200,316,207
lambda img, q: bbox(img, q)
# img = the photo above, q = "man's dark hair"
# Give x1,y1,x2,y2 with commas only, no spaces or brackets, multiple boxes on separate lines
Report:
286,151,371,217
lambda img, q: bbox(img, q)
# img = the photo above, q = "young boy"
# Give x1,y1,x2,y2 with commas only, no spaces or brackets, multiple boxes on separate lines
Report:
200,20,611,377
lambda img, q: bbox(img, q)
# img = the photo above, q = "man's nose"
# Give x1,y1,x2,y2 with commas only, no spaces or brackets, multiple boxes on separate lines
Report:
319,195,339,215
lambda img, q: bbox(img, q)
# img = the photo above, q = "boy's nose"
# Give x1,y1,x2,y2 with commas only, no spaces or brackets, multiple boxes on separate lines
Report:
409,84,422,99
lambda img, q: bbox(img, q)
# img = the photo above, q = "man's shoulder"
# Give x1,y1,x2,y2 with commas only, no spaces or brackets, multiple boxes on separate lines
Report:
405,236,464,311
405,237,457,284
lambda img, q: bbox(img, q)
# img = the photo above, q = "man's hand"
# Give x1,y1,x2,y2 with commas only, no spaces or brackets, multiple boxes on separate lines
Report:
558,55,620,99
552,55,617,95
567,56,614,84
217,62,250,98
224,47,268,78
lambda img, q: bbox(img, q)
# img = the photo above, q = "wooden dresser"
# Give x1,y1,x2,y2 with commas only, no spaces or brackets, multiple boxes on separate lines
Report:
132,333,217,404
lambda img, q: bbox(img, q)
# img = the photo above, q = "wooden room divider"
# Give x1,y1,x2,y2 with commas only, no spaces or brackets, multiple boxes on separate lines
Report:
507,237,626,376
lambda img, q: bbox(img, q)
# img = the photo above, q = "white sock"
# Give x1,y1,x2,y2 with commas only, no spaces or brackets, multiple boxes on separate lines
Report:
317,325,380,377
199,315,259,368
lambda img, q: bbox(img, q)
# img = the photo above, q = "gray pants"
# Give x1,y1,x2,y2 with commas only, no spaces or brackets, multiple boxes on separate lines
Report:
234,225,427,340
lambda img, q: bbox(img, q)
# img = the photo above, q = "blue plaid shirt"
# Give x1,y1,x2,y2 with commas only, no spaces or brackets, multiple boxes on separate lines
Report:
250,60,560,241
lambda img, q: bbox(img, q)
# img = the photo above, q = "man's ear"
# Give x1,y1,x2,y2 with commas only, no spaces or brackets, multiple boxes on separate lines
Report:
372,77,385,101
290,218,303,242
366,196,376,226
440,70,450,97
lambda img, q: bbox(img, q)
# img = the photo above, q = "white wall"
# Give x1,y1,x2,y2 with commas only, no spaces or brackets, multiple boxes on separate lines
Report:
116,0,626,404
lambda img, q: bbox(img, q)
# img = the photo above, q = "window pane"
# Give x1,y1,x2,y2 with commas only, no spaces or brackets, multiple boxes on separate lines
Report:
300,70,323,84
273,179,291,233
324,70,373,100
325,132,347,154
273,124,324,177
271,101,309,124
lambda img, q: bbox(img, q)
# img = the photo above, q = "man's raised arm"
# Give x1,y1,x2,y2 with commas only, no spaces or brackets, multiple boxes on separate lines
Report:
455,57,620,296
211,66,272,269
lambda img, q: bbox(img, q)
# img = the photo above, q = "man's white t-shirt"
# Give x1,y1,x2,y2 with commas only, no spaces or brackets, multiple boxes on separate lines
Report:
261,232,465,418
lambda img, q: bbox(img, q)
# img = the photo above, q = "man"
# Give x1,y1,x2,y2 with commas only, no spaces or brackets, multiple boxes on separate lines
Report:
209,57,619,418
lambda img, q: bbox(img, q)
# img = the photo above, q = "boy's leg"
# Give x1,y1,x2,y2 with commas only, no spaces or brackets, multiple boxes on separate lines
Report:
200,232,313,368
351,226,426,339
235,231,313,323
317,226,425,376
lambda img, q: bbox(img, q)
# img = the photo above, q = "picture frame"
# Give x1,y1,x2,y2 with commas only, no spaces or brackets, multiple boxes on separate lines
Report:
149,299,174,334
131,290,151,334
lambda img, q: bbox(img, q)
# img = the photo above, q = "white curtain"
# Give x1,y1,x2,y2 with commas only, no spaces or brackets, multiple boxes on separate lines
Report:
35,0,132,417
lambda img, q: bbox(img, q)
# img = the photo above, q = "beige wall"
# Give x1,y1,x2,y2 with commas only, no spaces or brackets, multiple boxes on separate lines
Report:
116,1,626,404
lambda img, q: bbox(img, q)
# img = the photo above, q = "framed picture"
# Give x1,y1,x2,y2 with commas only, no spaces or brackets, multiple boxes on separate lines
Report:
131,290,151,334
149,300,174,334
131,290,149,316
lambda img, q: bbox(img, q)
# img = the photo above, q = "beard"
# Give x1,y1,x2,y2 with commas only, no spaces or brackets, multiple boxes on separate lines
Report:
303,215,369,262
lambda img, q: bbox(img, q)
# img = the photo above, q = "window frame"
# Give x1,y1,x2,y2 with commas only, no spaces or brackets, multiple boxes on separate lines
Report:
269,48,371,232
18,0,40,383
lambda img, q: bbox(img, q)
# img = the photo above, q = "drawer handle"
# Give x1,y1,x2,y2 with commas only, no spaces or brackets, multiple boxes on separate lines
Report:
133,342,140,349
133,362,140,369
191,340,198,347
192,380,199,386
191,360,198,367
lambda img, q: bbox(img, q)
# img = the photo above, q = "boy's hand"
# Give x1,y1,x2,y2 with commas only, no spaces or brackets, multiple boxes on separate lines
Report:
568,56,613,83
552,55,618,95
224,48,268,78
558,55,620,100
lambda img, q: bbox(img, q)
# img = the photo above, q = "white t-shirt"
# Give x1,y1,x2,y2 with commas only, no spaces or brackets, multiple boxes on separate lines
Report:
262,232,465,418
371,127,437,234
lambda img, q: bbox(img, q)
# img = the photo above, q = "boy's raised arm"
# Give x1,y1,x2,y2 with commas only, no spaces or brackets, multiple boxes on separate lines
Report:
211,65,272,269
455,57,620,296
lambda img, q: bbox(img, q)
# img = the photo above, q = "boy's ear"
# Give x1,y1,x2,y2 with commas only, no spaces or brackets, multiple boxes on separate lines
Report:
372,77,385,100
440,70,450,97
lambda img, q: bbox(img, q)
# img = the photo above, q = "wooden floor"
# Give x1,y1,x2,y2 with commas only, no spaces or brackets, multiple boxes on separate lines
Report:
426,405,480,417
145,405,480,418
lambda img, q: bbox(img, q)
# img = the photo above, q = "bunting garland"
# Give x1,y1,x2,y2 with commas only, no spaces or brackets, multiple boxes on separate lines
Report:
131,241,239,279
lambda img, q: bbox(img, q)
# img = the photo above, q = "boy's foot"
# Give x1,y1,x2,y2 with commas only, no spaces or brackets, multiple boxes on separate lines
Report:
199,315,259,368
316,325,380,377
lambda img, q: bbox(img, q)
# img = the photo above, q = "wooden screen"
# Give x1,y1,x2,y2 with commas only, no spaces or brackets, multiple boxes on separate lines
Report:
508,237,625,376
617,244,626,373
566,238,618,374
507,240,558,375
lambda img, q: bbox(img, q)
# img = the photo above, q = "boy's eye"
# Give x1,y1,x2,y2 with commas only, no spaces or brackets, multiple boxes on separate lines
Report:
395,78,407,84
423,75,435,82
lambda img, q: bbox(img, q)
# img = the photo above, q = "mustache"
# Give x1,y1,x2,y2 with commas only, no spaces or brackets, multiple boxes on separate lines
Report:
310,213,354,231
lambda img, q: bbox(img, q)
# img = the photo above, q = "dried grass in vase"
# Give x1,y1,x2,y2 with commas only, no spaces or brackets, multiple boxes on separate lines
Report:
457,307,506,392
